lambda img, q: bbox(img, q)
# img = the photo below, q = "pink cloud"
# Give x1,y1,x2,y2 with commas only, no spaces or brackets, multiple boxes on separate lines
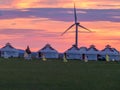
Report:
0,0,119,9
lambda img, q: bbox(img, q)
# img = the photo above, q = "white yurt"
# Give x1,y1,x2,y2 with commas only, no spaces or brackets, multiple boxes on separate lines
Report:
100,45,120,61
65,45,80,60
37,44,59,59
79,46,88,60
87,45,99,61
0,43,19,58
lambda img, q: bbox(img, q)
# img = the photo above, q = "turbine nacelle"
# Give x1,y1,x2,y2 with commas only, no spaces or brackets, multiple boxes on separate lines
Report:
76,23,79,25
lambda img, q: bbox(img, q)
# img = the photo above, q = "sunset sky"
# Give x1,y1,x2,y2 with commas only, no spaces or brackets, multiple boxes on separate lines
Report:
0,0,120,52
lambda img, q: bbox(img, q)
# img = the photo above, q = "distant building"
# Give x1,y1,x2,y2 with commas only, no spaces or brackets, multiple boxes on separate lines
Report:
37,44,59,59
99,45,120,61
65,45,80,60
86,45,99,61
0,43,19,58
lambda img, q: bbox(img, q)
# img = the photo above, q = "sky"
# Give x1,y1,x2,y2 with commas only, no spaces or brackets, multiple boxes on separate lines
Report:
0,0,120,52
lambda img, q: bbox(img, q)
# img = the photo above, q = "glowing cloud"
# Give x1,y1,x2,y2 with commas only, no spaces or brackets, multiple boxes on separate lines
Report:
0,0,119,9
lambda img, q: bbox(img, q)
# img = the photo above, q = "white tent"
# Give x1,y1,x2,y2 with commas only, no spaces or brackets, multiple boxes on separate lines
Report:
65,45,80,59
37,44,59,59
79,46,88,60
86,45,99,61
0,43,19,58
99,45,120,61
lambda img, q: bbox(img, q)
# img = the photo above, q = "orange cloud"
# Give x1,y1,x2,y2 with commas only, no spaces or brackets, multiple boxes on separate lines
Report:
0,0,119,9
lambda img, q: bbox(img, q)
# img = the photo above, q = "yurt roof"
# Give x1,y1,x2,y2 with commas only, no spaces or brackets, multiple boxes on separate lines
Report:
39,44,58,52
79,46,88,54
87,45,99,54
100,45,119,55
1,43,17,51
65,45,79,53
79,47,87,51
87,45,99,51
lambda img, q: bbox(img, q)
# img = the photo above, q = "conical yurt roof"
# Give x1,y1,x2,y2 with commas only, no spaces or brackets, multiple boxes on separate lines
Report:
100,45,117,55
1,43,18,51
38,44,58,53
79,46,87,54
65,45,79,53
87,45,99,54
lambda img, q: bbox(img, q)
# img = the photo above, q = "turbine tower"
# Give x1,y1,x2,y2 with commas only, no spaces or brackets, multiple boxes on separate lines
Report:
61,3,91,48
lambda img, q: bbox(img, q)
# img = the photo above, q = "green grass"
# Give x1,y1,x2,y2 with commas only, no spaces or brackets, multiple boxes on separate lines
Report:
0,58,120,90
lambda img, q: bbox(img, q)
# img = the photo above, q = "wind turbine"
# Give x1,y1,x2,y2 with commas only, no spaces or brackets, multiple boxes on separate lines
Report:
61,3,91,48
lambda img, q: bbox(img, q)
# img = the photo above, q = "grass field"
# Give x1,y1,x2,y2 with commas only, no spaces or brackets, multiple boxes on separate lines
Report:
0,58,120,90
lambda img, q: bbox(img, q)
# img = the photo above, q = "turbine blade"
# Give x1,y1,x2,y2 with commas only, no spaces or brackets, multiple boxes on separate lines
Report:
61,24,75,36
74,3,77,23
78,24,92,32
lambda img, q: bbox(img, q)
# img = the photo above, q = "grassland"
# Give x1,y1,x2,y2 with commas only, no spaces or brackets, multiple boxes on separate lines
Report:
0,58,120,90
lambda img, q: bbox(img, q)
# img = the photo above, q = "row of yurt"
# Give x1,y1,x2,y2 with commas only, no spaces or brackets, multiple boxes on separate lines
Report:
65,45,120,61
0,43,59,59
0,43,120,61
65,45,99,60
